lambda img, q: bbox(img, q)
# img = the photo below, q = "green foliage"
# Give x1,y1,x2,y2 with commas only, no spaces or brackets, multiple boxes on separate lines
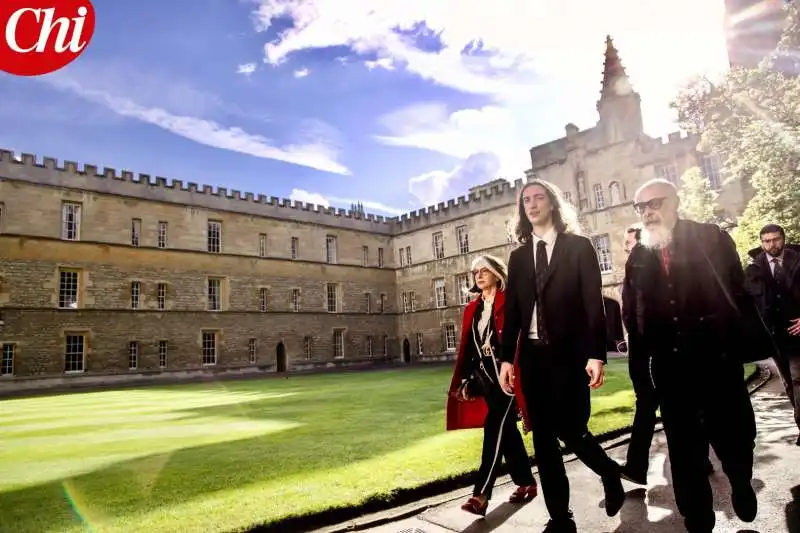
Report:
670,4,800,262
678,166,720,223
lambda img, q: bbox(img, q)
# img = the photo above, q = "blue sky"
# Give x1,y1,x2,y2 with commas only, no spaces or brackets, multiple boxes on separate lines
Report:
0,0,730,217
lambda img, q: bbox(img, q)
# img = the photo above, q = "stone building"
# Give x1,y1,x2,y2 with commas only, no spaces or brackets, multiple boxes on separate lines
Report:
0,37,751,392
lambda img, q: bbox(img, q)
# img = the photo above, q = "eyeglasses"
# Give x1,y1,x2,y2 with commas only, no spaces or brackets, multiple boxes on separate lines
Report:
472,268,491,277
633,197,666,214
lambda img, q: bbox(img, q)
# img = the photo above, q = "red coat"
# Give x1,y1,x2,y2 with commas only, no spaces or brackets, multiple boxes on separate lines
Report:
445,290,530,433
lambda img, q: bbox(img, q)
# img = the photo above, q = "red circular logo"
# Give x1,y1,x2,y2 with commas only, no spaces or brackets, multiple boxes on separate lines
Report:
0,0,95,76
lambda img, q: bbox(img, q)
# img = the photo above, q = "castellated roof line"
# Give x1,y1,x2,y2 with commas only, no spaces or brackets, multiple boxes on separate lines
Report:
0,149,525,234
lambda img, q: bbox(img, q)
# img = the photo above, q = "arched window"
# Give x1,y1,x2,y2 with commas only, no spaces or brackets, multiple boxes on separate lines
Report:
609,181,622,205
593,183,606,209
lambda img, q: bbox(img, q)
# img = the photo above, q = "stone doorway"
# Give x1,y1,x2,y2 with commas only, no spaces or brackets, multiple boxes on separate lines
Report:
402,338,411,363
276,342,287,372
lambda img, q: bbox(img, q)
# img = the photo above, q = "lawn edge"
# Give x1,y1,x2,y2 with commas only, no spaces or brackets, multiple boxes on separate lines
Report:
242,360,771,533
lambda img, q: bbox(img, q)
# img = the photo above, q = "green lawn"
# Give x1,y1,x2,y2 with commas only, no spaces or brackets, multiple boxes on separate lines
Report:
0,359,638,533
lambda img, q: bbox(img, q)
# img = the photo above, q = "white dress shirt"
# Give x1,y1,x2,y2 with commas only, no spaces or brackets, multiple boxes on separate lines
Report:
528,228,557,339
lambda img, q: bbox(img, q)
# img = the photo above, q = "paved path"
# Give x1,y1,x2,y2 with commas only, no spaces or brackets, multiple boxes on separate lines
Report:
348,371,800,533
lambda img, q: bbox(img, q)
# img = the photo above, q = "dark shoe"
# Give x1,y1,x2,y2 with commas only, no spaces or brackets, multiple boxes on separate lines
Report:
542,516,577,533
620,463,647,485
460,496,488,517
731,480,757,522
509,483,538,503
795,434,800,446
602,473,626,517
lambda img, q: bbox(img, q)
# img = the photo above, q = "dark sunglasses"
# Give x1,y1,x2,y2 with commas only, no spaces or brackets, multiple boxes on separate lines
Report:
633,197,666,214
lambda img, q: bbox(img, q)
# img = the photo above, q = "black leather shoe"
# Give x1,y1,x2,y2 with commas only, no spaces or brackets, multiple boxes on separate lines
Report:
731,480,757,522
542,516,577,533
603,473,626,517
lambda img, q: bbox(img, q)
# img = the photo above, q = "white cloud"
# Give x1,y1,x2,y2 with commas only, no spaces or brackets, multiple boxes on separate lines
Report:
289,188,406,216
237,63,257,76
46,77,350,175
364,58,394,70
293,68,310,78
408,152,501,206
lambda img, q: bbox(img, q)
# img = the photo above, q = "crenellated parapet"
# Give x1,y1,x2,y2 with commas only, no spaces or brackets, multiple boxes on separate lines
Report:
0,149,394,233
391,178,523,234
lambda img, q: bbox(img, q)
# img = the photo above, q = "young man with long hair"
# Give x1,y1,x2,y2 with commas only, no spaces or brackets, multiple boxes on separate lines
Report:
498,180,625,533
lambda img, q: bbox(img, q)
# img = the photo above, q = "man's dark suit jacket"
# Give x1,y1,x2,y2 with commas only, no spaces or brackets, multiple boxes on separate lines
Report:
500,232,607,367
622,219,775,364
744,243,800,334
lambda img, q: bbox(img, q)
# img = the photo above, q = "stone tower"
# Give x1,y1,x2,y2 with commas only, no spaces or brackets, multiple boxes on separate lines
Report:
596,35,644,144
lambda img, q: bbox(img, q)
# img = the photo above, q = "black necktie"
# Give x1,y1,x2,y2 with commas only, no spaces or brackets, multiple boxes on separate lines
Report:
535,240,548,342
773,258,784,283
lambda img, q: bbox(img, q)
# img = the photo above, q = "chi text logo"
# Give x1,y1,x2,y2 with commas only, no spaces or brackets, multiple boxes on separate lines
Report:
0,0,96,76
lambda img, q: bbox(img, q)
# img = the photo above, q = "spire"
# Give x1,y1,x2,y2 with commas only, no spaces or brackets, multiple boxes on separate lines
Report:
600,35,632,99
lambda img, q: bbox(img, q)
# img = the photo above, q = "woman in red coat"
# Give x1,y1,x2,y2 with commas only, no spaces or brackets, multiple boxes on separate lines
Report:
446,254,538,517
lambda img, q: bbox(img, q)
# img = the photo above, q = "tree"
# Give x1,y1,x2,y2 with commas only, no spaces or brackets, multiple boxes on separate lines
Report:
670,3,800,261
678,166,720,223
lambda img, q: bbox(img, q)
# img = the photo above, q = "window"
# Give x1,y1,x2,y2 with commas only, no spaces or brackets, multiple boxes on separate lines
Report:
1,343,14,376
259,288,268,312
399,248,405,267
455,273,471,305
58,269,79,309
700,153,722,189
130,281,140,309
157,283,166,310
405,246,412,265
291,237,299,259
61,201,81,240
434,278,447,308
333,330,344,359
326,283,338,313
377,247,384,267
402,292,409,313
592,234,613,274
379,293,386,313
593,183,606,209
207,221,222,253
362,245,369,266
259,233,267,257
563,191,573,204
416,332,424,355
249,338,257,363
292,289,300,312
207,278,222,311
366,335,374,357
202,331,217,365
408,291,416,312
128,341,138,370
432,231,444,259
303,336,312,359
456,226,469,254
64,334,85,372
326,235,337,264
444,324,457,351
130,218,141,246
364,293,371,313
158,221,168,248
158,340,168,368
609,182,623,205
656,163,679,185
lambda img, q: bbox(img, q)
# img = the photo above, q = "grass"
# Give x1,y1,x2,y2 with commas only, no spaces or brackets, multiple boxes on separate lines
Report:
0,359,638,533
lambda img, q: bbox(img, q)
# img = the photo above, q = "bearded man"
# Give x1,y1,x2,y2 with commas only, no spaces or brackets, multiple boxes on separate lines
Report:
621,178,772,533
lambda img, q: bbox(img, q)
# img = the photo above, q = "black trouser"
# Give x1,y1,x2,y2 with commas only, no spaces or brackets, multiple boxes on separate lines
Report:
625,354,713,477
653,354,756,532
519,339,619,521
774,336,800,431
474,357,535,498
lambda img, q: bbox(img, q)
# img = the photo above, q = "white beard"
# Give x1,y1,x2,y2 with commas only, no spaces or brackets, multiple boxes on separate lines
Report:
640,224,673,250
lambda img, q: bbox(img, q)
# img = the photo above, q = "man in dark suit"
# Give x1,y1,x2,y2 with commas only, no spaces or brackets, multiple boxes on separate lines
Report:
619,224,714,485
498,179,625,533
744,223,800,443
623,178,770,533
